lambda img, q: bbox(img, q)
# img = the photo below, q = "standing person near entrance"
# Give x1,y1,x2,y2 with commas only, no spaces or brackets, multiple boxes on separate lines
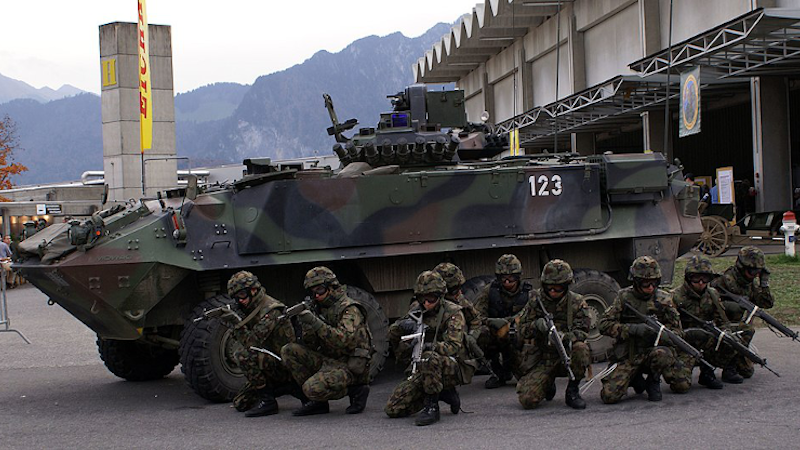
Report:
711,246,774,380
516,259,591,410
599,256,681,404
281,267,372,416
385,270,473,426
472,254,531,389
225,271,301,417
0,235,16,288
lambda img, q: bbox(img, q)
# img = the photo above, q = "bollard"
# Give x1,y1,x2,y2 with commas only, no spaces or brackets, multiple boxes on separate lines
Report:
779,211,799,257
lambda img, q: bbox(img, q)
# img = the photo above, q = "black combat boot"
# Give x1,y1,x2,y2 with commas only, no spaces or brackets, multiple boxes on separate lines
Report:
292,400,330,416
345,384,370,414
630,371,646,394
245,388,279,417
545,380,557,401
721,365,744,384
565,379,586,410
698,366,723,390
484,356,506,389
644,374,662,402
439,387,460,414
415,395,440,426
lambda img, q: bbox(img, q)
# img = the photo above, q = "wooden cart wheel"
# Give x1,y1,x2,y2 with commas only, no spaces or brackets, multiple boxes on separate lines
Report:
696,216,730,257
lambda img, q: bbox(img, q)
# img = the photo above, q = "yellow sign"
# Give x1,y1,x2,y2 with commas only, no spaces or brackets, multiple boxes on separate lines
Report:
509,129,520,156
138,0,153,153
101,59,116,87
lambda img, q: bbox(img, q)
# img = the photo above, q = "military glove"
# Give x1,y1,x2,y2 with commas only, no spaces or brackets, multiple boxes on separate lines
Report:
683,327,713,345
298,310,324,331
759,268,770,288
627,323,655,338
397,318,416,334
533,318,549,335
722,300,744,319
487,318,509,330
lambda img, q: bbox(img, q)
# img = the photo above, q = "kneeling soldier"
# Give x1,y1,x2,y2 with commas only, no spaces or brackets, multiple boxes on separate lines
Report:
227,271,300,417
281,267,372,415
516,259,591,409
385,271,475,426
599,256,681,404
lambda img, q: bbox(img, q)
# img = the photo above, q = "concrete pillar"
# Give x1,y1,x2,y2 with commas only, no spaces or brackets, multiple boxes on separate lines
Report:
639,0,661,57
568,10,586,93
99,22,177,203
571,133,595,156
482,68,495,126
642,110,671,158
751,76,793,212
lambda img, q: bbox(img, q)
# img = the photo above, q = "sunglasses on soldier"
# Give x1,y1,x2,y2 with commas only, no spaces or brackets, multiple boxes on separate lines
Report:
543,284,566,294
235,289,250,299
637,279,659,289
688,275,712,285
420,294,439,304
309,285,328,296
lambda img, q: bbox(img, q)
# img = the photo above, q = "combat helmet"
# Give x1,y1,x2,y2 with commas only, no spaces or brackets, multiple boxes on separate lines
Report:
303,266,339,289
684,255,717,277
414,270,447,296
629,256,661,280
541,259,574,285
433,262,466,291
495,254,522,276
736,246,766,270
227,270,261,298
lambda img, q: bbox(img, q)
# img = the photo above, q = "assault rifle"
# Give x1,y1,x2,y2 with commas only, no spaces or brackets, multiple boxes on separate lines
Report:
400,309,428,377
193,304,242,324
624,303,715,371
679,308,780,377
717,288,800,343
536,296,575,381
278,296,314,321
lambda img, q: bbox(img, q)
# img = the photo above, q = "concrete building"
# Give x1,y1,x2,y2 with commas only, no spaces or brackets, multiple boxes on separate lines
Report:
413,0,800,213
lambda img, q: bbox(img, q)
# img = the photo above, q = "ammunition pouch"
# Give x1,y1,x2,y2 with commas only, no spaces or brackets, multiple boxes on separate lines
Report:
347,347,371,376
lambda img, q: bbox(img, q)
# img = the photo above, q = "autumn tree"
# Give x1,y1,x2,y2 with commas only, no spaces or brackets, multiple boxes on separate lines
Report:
0,114,28,191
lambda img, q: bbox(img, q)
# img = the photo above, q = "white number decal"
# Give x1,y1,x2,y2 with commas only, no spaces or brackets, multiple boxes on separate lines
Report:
529,174,564,197
538,175,550,196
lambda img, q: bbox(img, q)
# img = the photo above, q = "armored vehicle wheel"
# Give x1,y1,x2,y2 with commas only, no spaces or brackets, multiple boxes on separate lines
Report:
571,269,619,363
97,337,179,381
696,216,730,257
180,295,245,402
462,275,495,303
346,285,389,381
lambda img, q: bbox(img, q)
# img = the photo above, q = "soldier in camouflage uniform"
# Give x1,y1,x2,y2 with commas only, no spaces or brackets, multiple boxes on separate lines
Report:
226,271,300,417
662,255,736,392
473,254,531,389
599,256,682,404
516,260,591,410
710,246,774,380
385,270,474,426
433,262,483,359
280,267,372,416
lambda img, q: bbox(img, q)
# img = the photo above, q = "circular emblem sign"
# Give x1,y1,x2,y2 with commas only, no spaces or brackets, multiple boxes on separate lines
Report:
682,74,699,131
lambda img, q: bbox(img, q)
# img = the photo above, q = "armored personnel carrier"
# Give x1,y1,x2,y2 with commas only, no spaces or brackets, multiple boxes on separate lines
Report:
16,84,702,402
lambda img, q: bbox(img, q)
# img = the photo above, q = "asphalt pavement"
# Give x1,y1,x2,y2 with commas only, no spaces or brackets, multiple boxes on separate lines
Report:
1,284,799,449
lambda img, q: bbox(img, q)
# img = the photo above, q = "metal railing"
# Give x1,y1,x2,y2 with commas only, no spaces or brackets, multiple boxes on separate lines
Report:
1,266,32,344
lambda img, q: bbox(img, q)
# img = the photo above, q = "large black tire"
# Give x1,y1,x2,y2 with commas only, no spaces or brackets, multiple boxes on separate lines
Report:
346,285,389,381
462,275,494,303
571,269,620,363
97,337,179,381
179,295,245,402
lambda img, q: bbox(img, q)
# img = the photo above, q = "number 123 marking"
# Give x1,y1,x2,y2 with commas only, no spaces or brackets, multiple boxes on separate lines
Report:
529,174,563,196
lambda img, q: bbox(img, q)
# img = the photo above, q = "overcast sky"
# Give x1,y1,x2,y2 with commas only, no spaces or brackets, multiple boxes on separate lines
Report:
0,0,478,95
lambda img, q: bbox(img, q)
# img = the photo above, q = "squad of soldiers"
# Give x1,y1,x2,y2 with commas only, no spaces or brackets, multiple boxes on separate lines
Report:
212,244,779,424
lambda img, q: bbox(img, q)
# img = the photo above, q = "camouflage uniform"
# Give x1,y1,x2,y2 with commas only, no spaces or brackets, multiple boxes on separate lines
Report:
385,271,474,426
516,260,592,409
281,267,372,407
472,254,530,386
226,271,298,415
710,246,773,378
599,257,681,404
662,256,735,392
433,262,482,340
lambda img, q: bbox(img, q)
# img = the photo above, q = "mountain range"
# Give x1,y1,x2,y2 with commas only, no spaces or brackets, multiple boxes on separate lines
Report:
0,23,452,185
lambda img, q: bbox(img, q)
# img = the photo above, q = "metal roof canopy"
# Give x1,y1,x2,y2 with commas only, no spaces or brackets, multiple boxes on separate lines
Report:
495,75,748,149
630,7,800,78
